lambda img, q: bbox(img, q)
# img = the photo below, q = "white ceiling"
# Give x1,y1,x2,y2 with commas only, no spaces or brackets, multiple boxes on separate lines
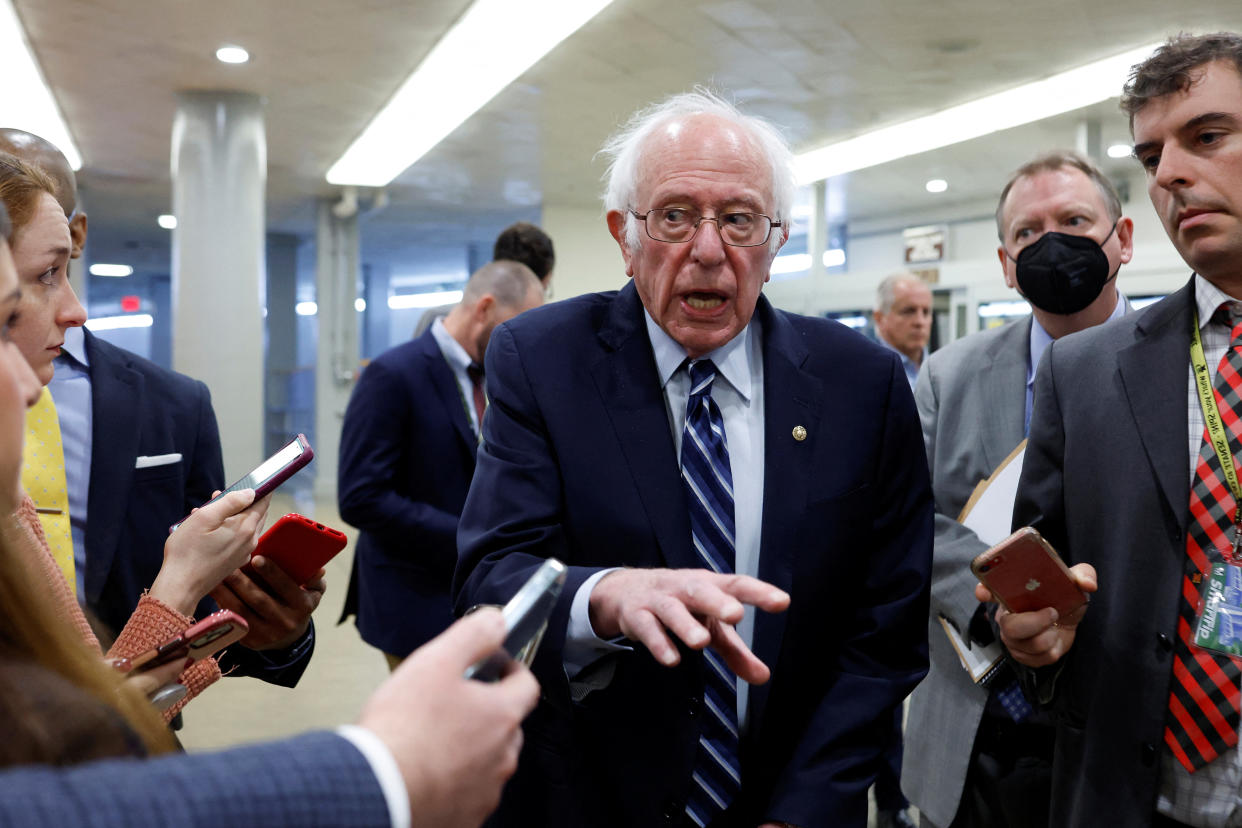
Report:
15,0,1242,272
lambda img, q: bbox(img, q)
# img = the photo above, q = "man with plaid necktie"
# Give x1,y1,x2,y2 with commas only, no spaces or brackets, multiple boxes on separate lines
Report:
455,90,933,828
997,33,1242,828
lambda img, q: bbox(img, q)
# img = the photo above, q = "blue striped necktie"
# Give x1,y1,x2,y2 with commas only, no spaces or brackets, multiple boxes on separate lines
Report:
680,359,740,826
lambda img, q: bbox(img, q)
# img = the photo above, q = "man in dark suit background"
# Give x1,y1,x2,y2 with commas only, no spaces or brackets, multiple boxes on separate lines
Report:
454,90,933,828
339,259,543,668
3,129,320,686
992,33,1242,826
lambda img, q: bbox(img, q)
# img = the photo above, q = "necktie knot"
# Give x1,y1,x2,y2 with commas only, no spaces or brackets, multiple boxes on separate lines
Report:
687,359,718,398
467,362,484,384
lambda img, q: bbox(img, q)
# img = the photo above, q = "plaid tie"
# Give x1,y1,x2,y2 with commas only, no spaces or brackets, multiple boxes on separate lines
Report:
1168,306,1242,771
680,360,741,826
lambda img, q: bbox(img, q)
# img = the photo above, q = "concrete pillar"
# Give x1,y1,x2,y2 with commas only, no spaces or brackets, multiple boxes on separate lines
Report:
266,233,299,458
313,197,360,500
1076,118,1102,163
808,179,828,282
170,91,265,481
361,261,391,359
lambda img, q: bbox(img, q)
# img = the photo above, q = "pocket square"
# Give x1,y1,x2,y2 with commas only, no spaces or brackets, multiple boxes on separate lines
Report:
135,453,182,469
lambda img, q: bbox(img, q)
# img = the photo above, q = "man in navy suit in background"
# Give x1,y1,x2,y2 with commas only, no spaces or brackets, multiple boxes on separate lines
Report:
454,91,933,828
339,259,543,668
0,129,319,686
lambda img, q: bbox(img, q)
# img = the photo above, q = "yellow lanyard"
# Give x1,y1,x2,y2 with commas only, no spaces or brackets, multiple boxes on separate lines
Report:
1191,310,1242,531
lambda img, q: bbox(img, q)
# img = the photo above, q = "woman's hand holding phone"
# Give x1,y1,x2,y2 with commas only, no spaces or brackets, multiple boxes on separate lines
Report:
148,489,271,616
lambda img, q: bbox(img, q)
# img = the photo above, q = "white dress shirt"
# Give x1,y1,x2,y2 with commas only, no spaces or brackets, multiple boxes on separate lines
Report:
564,311,765,724
430,317,480,436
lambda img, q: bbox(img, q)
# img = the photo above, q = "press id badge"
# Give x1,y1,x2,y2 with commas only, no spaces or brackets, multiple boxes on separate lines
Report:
1193,563,1242,658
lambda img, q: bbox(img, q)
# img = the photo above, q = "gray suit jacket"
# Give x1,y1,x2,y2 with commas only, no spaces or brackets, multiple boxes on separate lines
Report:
1012,280,1195,827
902,317,1030,826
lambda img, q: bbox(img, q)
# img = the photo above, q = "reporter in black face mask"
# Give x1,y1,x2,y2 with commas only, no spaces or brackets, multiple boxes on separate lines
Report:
995,155,1134,340
1005,222,1120,315
903,150,1133,828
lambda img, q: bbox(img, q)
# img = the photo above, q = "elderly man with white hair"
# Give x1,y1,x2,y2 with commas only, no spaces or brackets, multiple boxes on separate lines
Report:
453,89,933,828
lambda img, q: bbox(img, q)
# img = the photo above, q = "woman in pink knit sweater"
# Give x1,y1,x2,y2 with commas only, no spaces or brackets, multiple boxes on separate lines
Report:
0,154,269,715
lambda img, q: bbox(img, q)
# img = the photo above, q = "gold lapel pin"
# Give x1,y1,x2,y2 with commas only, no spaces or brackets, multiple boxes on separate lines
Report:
792,425,807,442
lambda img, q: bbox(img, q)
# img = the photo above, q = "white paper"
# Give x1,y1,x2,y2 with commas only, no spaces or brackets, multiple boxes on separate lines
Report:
960,446,1026,547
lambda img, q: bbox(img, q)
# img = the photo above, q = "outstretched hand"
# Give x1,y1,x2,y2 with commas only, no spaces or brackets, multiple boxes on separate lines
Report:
588,568,790,684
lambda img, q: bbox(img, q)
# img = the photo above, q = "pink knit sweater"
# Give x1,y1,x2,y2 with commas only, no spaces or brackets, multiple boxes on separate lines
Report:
16,494,220,718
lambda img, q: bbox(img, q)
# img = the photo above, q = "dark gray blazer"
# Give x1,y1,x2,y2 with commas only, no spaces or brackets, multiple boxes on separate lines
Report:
1013,279,1196,827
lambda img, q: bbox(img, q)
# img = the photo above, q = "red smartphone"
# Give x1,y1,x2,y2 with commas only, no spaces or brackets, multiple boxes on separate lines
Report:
971,527,1088,618
127,609,249,673
252,513,347,586
170,434,314,532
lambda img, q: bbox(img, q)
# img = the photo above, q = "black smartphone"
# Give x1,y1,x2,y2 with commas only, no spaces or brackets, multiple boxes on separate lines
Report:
170,434,313,531
465,558,567,682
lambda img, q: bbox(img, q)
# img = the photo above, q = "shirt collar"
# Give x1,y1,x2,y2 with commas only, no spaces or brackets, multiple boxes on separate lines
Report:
58,325,89,369
875,334,924,371
1028,291,1128,374
642,310,755,402
430,316,473,371
1195,273,1242,330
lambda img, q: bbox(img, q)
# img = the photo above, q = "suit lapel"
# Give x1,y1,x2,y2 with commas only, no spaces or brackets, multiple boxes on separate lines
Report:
590,284,691,568
977,319,1031,472
418,332,477,459
751,300,820,689
1118,280,1194,525
83,332,143,604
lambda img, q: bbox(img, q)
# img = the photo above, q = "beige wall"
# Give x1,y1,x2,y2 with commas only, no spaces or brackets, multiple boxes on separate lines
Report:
541,203,629,299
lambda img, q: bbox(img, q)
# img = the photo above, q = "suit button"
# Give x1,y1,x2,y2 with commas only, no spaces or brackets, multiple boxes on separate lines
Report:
1141,743,1157,766
1157,633,1173,652
687,696,700,718
662,799,680,823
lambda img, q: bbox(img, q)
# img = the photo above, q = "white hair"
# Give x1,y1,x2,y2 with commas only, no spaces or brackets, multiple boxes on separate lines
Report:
598,88,794,255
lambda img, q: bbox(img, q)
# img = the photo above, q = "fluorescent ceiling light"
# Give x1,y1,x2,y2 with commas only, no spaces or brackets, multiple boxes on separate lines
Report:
771,250,847,275
0,0,82,169
86,313,153,331
793,42,1161,184
835,315,868,329
925,178,948,193
216,45,249,65
295,301,318,316
355,297,367,312
327,0,616,186
388,290,463,310
88,263,132,277
1107,143,1133,159
978,300,1031,318
158,214,177,230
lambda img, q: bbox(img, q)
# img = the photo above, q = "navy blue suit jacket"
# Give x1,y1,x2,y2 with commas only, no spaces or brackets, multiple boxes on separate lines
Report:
339,329,477,656
82,330,312,686
454,283,933,828
0,731,389,826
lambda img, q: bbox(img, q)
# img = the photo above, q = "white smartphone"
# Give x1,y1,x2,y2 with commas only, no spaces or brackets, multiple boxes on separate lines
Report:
465,558,567,682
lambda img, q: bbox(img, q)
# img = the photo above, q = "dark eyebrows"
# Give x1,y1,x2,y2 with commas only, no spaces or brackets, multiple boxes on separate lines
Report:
1135,111,1241,158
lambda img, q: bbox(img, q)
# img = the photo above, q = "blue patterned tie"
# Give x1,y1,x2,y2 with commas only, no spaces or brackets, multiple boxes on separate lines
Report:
680,360,741,826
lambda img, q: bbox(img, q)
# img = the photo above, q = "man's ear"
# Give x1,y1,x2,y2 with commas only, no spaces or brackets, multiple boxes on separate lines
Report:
474,294,495,321
69,212,88,259
997,246,1018,290
606,210,636,278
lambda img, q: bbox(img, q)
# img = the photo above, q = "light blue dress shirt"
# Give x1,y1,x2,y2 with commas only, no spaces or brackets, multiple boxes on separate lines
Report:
564,312,766,723
46,325,91,600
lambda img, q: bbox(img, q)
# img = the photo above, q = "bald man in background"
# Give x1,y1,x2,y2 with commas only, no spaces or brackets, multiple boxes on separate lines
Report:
339,260,544,668
1,128,320,689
